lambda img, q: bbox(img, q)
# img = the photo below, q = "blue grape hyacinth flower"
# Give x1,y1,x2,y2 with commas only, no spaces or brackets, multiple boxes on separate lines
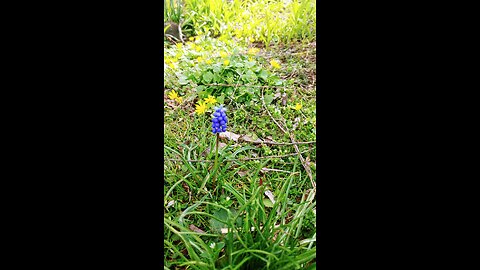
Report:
212,105,228,134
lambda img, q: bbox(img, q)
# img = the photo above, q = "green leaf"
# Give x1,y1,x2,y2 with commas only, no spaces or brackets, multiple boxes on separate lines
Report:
212,65,221,74
264,94,274,105
187,73,198,83
215,242,225,251
178,75,189,85
245,60,255,69
258,69,269,81
203,71,214,83
263,198,274,208
209,209,229,233
224,87,233,95
216,94,225,104
196,85,206,93
246,70,257,82
213,73,222,83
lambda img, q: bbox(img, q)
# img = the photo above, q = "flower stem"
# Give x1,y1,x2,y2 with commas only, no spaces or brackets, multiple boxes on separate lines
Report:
212,133,219,187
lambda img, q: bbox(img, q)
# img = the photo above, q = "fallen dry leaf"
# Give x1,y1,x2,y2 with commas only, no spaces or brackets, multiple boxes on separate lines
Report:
264,136,276,143
182,182,192,202
264,190,276,204
164,99,176,108
219,131,241,142
166,200,175,208
281,93,287,106
292,117,301,130
237,170,248,177
189,224,206,234
239,135,263,144
220,131,283,145
260,167,291,174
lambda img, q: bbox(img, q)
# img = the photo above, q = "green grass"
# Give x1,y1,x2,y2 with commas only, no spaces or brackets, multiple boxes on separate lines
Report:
168,0,316,48
164,150,316,269
164,0,184,24
164,1,316,269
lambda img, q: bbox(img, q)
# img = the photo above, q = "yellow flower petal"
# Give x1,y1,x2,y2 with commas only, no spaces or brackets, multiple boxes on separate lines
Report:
168,90,179,100
270,59,281,69
195,101,208,115
247,48,259,55
294,103,302,111
223,59,230,66
204,95,217,105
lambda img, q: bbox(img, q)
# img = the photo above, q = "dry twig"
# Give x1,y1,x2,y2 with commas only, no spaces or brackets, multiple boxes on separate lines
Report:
164,149,313,163
203,83,284,88
261,88,315,189
261,88,288,133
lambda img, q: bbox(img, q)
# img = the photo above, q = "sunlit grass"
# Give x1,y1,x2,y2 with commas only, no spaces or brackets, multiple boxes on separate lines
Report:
164,2,316,268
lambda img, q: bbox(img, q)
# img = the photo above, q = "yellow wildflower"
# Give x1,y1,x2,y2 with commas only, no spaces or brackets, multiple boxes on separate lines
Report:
249,37,255,43
189,37,194,41
176,43,182,49
223,59,230,66
247,47,259,55
195,101,208,115
168,63,176,69
249,57,254,62
195,45,202,52
206,59,213,64
168,90,179,100
197,56,203,62
204,95,217,105
220,51,228,58
270,59,281,69
294,103,302,111
165,58,171,64
175,96,183,103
